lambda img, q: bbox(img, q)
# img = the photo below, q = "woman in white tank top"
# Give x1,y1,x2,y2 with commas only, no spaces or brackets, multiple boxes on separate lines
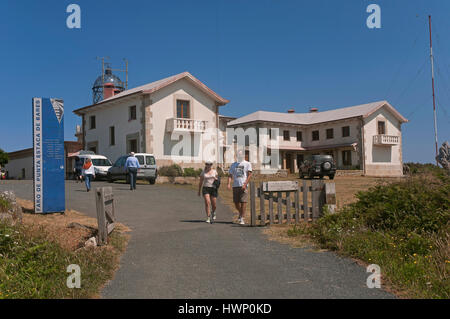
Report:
198,161,218,223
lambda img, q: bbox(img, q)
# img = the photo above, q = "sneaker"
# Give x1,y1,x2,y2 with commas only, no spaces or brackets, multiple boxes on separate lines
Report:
206,217,211,224
239,218,245,225
212,211,217,220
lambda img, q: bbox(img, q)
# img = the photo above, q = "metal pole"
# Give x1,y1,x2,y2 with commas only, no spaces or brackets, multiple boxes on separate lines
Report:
428,15,439,165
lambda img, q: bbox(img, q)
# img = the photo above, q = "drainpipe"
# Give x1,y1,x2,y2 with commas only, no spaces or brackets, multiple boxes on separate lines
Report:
360,117,366,175
216,104,220,166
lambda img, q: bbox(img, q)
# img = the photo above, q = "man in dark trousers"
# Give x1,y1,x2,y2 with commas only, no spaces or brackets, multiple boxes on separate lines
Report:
125,152,140,190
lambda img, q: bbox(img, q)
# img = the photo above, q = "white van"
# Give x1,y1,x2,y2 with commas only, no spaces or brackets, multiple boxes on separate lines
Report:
76,154,113,180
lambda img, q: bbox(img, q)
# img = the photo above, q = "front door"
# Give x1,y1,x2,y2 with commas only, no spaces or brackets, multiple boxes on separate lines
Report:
286,153,292,173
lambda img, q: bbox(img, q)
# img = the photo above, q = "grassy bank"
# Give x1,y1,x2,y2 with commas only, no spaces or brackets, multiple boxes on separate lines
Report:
0,200,129,299
287,169,449,298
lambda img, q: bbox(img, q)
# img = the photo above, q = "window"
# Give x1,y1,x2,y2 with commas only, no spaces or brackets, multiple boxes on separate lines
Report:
297,154,304,168
146,156,156,165
88,146,97,154
342,150,352,166
326,128,334,139
109,126,115,146
129,139,138,153
312,130,319,141
342,126,350,137
268,128,272,140
283,130,290,141
129,105,136,121
176,100,190,119
296,131,302,141
136,155,145,165
378,121,386,135
89,116,96,129
92,159,112,166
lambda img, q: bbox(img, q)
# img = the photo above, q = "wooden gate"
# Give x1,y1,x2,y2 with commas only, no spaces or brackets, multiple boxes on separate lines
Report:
249,180,336,226
95,187,116,245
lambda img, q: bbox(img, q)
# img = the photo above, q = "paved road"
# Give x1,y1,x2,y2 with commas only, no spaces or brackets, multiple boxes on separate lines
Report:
0,180,393,298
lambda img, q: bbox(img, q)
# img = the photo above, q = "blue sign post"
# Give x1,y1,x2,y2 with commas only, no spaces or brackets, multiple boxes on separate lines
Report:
32,98,65,213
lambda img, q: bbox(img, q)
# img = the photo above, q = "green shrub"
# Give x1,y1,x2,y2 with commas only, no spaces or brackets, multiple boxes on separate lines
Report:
294,174,450,298
183,168,203,177
0,221,127,298
217,166,228,177
0,198,11,213
405,162,448,177
158,164,183,177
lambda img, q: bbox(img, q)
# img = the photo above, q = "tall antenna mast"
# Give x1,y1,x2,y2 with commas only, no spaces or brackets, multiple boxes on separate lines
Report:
428,15,439,165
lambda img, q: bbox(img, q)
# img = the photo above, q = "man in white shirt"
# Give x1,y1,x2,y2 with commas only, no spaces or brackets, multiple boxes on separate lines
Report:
227,150,252,225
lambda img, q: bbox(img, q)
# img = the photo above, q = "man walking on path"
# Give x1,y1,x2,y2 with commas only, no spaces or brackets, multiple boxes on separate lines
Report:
228,150,252,225
125,152,140,191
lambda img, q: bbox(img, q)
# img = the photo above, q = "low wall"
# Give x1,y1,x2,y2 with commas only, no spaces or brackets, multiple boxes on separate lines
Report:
364,164,403,177
336,170,364,177
251,169,289,178
156,176,200,185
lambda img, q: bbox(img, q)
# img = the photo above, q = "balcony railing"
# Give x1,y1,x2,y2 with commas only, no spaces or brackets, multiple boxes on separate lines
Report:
373,135,399,146
166,118,207,133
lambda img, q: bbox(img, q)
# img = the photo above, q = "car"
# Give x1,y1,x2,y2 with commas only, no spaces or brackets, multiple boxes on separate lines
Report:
107,153,158,184
77,154,113,180
299,154,336,180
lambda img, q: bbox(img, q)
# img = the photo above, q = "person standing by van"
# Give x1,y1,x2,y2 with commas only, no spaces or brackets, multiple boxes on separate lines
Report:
82,158,96,192
198,160,218,223
125,152,140,191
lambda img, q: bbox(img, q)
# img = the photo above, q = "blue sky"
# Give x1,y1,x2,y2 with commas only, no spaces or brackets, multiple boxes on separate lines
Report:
1,0,449,163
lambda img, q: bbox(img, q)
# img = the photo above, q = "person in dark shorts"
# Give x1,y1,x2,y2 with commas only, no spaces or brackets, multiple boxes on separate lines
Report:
198,160,218,223
227,150,252,225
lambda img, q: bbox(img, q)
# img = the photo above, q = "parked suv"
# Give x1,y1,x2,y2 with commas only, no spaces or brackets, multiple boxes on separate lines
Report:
107,153,158,184
299,155,336,180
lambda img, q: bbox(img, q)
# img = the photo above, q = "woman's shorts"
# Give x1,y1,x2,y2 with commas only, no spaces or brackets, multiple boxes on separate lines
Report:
202,187,218,198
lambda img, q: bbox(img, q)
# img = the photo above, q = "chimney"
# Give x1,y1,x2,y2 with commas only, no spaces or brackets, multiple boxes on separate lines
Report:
309,107,318,113
103,83,115,100
287,108,295,113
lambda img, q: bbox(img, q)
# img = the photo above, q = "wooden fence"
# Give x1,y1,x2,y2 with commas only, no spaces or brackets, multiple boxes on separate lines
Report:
249,180,336,226
95,187,116,245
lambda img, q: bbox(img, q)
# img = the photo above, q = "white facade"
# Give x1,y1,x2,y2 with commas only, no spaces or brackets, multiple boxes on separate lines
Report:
363,106,403,176
75,73,407,177
227,101,407,176
4,150,33,179
74,72,228,168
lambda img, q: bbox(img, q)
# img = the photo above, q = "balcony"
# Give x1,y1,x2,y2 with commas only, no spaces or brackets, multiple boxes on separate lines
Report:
166,118,207,133
373,135,399,146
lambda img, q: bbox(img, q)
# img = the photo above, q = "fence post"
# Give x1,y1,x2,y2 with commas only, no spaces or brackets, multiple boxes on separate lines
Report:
294,188,300,223
269,192,274,225
311,180,325,220
260,182,265,226
302,180,308,221
95,188,107,245
95,186,116,245
324,183,337,214
286,191,291,224
277,192,283,224
250,182,256,226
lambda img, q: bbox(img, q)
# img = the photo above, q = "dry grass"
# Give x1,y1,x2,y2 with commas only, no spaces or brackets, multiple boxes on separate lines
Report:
17,198,130,251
